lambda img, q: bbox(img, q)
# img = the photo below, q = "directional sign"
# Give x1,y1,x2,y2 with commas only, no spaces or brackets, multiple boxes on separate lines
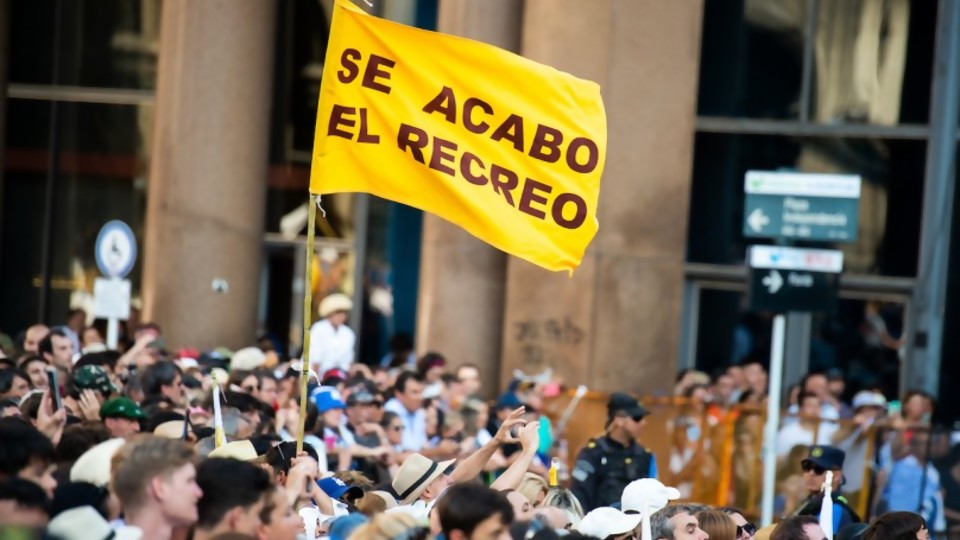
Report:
748,245,843,313
743,171,861,242
95,221,137,279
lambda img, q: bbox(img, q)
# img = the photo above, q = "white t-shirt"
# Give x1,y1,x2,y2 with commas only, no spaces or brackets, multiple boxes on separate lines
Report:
308,320,356,373
776,422,838,457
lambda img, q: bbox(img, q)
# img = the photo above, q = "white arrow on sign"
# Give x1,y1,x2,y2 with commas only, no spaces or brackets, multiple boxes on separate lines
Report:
747,208,770,232
762,270,783,294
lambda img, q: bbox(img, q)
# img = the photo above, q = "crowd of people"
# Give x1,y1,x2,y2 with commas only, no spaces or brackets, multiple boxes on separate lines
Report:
0,293,949,540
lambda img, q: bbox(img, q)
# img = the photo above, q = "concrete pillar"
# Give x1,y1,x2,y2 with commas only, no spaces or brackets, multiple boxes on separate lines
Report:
500,0,704,394
415,0,523,396
142,0,275,350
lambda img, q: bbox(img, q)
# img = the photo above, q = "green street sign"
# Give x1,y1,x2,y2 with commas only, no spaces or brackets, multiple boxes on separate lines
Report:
743,171,861,243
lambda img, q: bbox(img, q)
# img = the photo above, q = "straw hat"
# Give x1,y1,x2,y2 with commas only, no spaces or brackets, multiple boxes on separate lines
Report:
231,347,267,371
153,420,188,439
208,440,259,462
48,506,142,540
319,293,353,318
70,438,126,487
391,453,455,504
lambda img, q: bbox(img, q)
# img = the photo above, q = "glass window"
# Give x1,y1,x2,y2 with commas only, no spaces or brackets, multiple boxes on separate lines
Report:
0,99,151,334
9,0,161,90
685,133,926,277
698,0,936,125
693,288,905,399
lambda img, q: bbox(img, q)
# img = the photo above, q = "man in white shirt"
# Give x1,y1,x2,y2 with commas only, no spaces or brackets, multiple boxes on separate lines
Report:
308,293,356,374
385,372,459,458
777,391,838,458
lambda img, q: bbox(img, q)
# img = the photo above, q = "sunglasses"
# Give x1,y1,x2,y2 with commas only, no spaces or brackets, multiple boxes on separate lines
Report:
801,462,827,475
242,385,260,393
391,425,405,432
736,523,757,538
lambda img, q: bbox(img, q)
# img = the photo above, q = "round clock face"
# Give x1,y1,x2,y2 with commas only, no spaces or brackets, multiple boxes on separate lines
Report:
96,221,137,278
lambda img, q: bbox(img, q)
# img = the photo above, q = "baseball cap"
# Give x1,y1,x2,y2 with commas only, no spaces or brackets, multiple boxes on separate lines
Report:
318,476,364,501
607,393,648,420
322,368,349,386
576,507,642,538
802,445,845,471
72,365,117,395
852,391,887,410
621,478,681,515
346,389,376,406
312,387,347,413
99,397,146,420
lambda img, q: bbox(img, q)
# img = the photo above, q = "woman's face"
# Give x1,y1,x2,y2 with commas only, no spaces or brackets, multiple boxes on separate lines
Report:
386,418,404,445
425,406,439,436
323,408,343,427
904,395,932,422
477,404,489,430
240,375,259,395
426,366,444,383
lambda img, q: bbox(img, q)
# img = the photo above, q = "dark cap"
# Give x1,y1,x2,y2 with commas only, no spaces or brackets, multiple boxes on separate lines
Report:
802,445,845,470
346,389,376,406
99,397,146,420
73,365,117,395
607,392,648,420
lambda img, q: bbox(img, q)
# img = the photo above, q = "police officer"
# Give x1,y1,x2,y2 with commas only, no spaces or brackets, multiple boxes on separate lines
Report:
571,392,656,511
793,445,861,534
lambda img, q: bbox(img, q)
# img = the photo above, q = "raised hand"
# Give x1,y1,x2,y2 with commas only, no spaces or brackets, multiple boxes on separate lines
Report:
494,406,527,445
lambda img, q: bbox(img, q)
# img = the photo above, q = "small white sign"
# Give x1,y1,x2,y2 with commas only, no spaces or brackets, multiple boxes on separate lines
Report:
95,221,137,279
745,171,861,198
749,245,844,273
93,278,131,320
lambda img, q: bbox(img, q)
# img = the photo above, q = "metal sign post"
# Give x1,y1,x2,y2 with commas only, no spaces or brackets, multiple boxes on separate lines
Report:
750,245,844,525
93,220,137,349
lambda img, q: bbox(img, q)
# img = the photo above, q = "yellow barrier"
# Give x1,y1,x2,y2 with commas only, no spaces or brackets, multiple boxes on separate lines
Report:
541,390,881,520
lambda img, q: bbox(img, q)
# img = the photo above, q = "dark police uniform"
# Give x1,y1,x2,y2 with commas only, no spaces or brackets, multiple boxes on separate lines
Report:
570,393,656,511
792,445,862,535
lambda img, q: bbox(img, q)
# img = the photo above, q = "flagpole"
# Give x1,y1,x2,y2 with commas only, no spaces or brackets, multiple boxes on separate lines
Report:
297,193,318,453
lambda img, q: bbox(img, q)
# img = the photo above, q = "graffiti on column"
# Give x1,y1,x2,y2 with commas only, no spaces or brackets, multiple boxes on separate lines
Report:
513,317,586,369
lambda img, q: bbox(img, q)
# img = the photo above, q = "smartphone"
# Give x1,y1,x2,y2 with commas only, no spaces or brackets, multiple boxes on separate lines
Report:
46,368,63,411
887,400,901,417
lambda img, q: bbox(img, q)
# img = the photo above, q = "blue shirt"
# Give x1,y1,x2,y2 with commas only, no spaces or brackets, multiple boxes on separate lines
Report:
384,398,428,451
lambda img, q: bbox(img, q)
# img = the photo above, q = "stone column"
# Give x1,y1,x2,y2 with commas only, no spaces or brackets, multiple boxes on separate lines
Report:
142,0,275,350
415,0,523,396
500,0,704,394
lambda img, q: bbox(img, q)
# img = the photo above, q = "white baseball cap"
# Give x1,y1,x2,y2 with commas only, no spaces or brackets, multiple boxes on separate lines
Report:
622,478,681,515
576,508,642,538
852,390,887,410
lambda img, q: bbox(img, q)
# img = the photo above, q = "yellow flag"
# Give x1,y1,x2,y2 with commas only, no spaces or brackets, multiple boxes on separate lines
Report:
310,0,606,273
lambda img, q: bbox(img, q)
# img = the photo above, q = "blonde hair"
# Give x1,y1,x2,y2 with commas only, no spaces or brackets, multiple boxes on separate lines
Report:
517,473,549,505
696,510,738,540
111,435,197,512
350,512,424,540
543,488,584,525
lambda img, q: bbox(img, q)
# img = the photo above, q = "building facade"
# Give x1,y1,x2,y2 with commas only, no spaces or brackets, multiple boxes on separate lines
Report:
2,0,959,418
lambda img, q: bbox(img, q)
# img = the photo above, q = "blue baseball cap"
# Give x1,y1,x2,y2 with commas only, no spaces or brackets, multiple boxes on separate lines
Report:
329,514,368,540
311,386,347,413
317,476,363,501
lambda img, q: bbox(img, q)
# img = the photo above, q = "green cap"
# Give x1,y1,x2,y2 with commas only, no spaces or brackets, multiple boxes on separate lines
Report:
99,397,146,420
73,365,118,395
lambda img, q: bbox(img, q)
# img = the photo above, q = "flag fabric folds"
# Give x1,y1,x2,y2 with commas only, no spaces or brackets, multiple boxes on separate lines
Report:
310,0,607,272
